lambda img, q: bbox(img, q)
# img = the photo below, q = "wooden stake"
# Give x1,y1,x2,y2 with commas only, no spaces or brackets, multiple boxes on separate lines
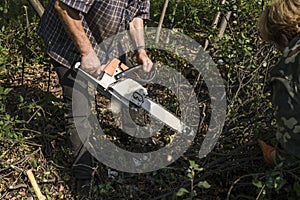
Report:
26,169,46,200
22,6,29,86
217,11,232,38
28,0,45,17
204,0,228,50
155,0,169,43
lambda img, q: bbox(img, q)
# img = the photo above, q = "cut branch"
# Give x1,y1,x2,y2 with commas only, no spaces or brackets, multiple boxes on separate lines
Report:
26,169,46,200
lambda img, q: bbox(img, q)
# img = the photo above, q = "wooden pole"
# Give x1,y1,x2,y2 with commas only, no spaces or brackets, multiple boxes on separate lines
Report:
22,6,29,86
203,0,227,50
217,11,232,38
212,0,226,27
155,0,169,43
28,0,45,17
166,0,178,43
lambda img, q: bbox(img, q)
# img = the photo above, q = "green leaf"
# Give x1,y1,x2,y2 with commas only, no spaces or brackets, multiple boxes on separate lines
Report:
266,177,274,189
176,188,189,197
274,176,286,191
252,179,263,188
189,160,202,171
44,171,51,176
294,181,300,197
187,173,193,179
19,95,24,103
3,88,12,95
197,181,211,189
31,159,37,168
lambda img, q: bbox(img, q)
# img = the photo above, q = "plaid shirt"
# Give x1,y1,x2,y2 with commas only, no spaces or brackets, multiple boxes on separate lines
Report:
38,0,150,68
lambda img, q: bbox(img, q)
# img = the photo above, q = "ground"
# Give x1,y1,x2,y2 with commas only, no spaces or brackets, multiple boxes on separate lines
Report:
0,54,297,200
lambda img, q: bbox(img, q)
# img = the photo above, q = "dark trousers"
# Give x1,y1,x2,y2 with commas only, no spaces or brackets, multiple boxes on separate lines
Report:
52,59,94,180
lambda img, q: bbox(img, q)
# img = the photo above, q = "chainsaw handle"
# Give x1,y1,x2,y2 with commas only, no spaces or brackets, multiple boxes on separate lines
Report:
115,65,143,80
74,62,81,69
115,64,156,83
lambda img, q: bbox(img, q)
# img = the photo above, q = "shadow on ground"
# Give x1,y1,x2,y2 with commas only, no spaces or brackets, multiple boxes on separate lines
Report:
0,84,78,199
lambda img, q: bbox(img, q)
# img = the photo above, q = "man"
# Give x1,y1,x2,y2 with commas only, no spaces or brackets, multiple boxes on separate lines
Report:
258,0,300,168
38,0,153,197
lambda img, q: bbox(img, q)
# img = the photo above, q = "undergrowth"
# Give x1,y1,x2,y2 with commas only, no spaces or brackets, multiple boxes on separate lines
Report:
0,0,300,199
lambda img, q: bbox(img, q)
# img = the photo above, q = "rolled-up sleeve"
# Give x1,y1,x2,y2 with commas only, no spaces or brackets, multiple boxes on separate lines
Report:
136,0,150,19
60,0,94,13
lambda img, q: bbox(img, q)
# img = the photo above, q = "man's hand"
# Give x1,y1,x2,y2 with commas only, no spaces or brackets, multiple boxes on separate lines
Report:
136,49,153,72
129,18,153,72
81,51,105,75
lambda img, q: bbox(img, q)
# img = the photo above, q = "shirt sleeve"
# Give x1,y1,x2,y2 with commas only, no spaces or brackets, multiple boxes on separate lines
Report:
60,0,95,13
136,0,150,19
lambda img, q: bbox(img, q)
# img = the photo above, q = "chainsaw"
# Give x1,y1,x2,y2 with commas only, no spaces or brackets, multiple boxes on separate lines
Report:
74,58,192,135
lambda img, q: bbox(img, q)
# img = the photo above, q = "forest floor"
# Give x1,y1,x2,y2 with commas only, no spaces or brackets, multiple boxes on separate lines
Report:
0,57,296,200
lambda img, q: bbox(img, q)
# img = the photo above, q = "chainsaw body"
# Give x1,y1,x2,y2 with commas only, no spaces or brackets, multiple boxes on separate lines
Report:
74,58,192,135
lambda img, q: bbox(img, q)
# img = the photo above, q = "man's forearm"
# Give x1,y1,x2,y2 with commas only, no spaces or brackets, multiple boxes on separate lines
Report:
129,18,146,53
54,0,93,56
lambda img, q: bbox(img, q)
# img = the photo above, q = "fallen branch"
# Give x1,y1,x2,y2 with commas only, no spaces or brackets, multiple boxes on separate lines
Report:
26,169,46,200
9,184,28,190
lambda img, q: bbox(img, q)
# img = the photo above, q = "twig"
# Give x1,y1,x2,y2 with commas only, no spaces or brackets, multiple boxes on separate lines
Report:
226,173,265,200
0,140,17,159
9,184,28,190
26,169,46,200
41,178,56,183
26,106,43,124
24,140,43,147
10,164,24,173
256,184,266,200
0,148,41,173
22,6,29,86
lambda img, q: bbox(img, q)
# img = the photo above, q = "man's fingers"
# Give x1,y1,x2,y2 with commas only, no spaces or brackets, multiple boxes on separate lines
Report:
96,65,106,75
81,50,103,75
142,59,153,72
143,64,151,72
